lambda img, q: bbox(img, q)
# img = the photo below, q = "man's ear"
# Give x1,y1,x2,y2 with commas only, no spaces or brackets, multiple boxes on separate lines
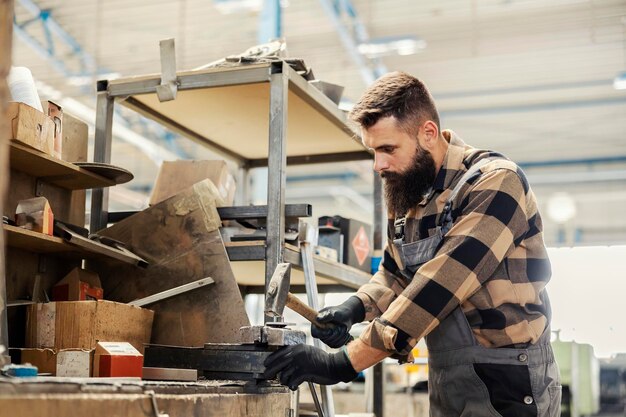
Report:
421,120,439,148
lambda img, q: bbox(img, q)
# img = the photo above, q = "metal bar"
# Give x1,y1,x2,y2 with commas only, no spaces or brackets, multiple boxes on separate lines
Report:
226,244,266,261
246,150,372,168
258,0,282,44
300,224,335,417
128,277,214,307
240,284,355,294
372,362,385,417
371,171,385,417
89,90,114,233
143,344,274,379
317,0,387,85
308,382,326,417
218,204,312,220
106,64,272,97
264,62,288,323
107,204,311,224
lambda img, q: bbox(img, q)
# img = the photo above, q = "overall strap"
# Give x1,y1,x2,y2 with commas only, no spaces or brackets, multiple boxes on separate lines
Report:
439,157,497,234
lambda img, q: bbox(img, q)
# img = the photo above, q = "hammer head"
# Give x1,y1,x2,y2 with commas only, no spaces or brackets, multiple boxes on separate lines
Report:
264,263,292,317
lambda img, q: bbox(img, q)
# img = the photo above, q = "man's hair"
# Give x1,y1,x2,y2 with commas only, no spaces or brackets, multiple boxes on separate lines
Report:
349,71,440,135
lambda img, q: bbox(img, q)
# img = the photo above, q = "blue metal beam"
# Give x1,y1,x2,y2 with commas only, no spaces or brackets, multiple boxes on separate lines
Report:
318,0,387,85
14,0,190,159
258,0,282,43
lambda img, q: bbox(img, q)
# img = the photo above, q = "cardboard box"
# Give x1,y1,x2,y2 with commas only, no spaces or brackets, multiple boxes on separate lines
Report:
93,342,143,378
319,215,372,272
57,349,93,377
52,267,103,301
8,102,55,156
26,300,153,353
15,196,54,235
149,160,236,207
8,347,93,377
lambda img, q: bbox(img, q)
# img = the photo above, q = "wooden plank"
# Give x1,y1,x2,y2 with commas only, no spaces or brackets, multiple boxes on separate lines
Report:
120,73,366,160
0,0,13,349
3,224,70,254
9,142,115,190
0,391,293,417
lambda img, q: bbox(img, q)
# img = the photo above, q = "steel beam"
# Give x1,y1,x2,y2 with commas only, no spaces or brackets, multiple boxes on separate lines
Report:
317,0,387,85
264,62,288,323
370,171,385,417
89,89,114,233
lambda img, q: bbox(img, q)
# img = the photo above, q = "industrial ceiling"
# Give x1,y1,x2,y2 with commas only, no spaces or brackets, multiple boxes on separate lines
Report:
10,0,626,246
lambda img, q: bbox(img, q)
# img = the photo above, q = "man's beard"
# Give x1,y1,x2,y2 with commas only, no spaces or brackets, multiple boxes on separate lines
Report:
382,147,437,217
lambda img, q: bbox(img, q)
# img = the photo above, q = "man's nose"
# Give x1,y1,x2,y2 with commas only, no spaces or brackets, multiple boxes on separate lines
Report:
373,154,389,173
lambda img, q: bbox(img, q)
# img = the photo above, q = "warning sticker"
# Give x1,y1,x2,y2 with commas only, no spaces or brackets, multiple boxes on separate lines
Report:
352,226,370,266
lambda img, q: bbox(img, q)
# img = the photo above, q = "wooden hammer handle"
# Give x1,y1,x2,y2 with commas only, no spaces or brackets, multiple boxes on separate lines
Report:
285,293,330,329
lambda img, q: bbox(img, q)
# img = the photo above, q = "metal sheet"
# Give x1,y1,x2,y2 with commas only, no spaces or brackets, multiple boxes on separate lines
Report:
143,344,277,381
90,180,250,346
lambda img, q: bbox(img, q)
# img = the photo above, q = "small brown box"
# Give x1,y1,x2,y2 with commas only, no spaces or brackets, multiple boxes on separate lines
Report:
15,196,54,236
9,348,94,377
8,102,55,156
52,267,103,301
26,300,154,354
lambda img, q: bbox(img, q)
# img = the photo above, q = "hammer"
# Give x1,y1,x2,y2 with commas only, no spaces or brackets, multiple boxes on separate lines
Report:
265,263,329,328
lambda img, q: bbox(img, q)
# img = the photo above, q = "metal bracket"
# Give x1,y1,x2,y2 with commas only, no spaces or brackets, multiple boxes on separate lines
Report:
35,179,45,196
156,38,178,102
145,390,169,417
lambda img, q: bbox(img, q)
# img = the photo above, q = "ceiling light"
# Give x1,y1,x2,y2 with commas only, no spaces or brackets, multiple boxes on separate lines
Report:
613,71,626,90
213,0,262,15
547,192,577,224
357,36,426,58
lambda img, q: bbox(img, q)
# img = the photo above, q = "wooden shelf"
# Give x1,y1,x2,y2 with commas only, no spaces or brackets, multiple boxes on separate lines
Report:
9,142,116,190
110,63,371,165
3,224,142,268
3,224,76,254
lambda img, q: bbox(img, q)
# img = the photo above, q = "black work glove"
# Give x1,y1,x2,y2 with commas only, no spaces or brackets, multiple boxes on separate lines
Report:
263,344,358,391
311,296,366,348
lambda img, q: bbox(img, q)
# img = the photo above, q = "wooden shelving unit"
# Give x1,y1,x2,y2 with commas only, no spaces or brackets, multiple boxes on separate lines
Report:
3,224,69,254
9,142,115,190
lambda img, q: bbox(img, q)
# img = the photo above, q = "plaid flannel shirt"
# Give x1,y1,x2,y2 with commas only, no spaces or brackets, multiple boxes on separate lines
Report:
356,130,552,356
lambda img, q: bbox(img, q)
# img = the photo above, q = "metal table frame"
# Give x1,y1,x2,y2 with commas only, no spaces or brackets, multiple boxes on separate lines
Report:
91,60,385,416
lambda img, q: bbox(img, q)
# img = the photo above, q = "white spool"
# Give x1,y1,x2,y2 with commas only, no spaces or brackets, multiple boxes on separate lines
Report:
7,66,43,112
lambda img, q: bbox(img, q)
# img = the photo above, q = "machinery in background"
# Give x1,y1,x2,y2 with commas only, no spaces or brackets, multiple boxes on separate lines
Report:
552,334,600,417
599,353,626,414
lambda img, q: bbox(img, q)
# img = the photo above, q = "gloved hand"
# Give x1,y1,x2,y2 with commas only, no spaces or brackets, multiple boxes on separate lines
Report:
311,296,366,348
263,344,358,391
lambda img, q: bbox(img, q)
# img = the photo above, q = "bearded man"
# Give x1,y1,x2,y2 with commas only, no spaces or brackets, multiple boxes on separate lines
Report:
264,72,561,417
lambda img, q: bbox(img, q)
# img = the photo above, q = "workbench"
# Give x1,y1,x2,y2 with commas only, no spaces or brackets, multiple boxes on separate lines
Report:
0,376,291,417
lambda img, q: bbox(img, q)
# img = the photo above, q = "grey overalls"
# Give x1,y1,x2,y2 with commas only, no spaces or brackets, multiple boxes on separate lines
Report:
392,159,562,417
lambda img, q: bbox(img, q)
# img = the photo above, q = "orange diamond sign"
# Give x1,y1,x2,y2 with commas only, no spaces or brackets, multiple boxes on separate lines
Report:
352,226,370,266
